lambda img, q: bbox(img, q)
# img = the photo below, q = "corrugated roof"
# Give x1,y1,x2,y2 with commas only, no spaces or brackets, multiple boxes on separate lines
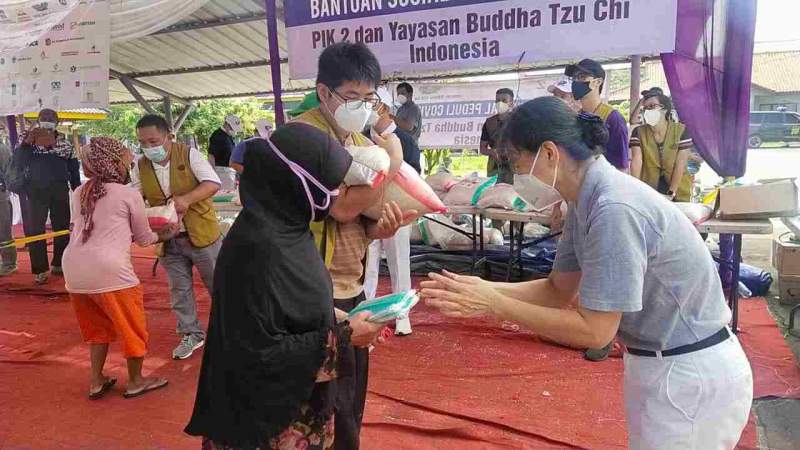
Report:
606,51,800,103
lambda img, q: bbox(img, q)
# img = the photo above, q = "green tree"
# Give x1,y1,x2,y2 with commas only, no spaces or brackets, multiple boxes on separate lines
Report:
78,99,274,152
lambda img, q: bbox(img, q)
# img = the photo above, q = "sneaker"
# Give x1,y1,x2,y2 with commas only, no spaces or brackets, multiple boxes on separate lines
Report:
34,272,49,285
51,266,63,276
0,265,17,276
584,342,613,362
173,334,204,360
395,316,412,336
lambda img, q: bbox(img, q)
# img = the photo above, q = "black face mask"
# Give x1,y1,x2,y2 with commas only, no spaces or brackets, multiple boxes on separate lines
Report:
572,81,593,101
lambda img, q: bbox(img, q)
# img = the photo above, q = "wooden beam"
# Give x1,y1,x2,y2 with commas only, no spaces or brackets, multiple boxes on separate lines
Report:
164,97,174,127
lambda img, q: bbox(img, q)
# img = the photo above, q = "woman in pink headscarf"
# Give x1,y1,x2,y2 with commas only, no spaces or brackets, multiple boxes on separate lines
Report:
63,137,177,399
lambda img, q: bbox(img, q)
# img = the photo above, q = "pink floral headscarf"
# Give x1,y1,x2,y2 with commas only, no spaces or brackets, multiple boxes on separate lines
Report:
79,137,129,243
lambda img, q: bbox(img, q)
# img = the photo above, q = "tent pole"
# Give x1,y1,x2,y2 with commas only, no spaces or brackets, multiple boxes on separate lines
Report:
6,116,18,148
630,55,642,114
164,97,174,128
265,0,285,125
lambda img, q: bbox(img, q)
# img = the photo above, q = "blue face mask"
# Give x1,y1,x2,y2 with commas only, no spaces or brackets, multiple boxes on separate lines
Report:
142,144,168,163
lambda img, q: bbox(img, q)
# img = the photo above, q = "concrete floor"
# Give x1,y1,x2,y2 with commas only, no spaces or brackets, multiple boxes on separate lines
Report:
739,226,800,450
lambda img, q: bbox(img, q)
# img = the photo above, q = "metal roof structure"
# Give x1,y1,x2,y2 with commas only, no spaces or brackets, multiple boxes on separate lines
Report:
109,0,652,109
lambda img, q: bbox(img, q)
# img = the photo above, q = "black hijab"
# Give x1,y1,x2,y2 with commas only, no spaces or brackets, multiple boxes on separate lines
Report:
185,123,352,447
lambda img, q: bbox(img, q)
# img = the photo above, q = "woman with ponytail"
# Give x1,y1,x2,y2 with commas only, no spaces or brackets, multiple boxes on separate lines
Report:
421,97,753,450
63,137,177,400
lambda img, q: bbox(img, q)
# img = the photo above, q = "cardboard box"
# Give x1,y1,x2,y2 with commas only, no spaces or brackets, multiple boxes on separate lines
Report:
778,275,800,306
719,178,800,219
773,237,800,276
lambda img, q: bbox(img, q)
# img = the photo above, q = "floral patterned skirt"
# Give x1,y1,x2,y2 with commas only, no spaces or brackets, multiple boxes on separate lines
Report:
201,404,334,450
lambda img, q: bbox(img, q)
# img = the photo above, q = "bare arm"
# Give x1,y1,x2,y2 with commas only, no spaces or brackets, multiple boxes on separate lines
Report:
230,162,244,174
330,184,385,223
669,149,690,195
173,181,220,215
491,297,622,349
489,270,581,309
630,145,643,179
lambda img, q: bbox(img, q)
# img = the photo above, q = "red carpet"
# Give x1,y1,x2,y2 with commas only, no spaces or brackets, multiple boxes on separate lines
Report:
0,248,797,449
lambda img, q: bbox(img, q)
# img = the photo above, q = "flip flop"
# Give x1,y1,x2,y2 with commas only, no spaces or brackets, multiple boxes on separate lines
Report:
123,379,168,399
88,378,117,400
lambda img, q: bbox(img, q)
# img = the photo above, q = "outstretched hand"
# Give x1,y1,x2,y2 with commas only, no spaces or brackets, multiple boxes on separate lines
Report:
420,270,499,318
372,201,419,239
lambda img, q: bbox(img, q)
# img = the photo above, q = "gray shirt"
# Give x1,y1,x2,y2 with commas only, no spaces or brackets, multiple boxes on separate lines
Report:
553,156,730,351
396,101,422,142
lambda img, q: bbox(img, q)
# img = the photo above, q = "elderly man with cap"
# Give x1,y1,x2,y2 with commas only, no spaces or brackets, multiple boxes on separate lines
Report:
565,59,630,174
548,78,581,112
230,119,273,174
208,114,242,167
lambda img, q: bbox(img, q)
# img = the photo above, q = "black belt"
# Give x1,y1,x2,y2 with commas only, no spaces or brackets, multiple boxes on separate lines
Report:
627,328,730,358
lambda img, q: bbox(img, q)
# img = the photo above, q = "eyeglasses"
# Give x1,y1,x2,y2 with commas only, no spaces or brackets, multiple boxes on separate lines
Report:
330,89,382,111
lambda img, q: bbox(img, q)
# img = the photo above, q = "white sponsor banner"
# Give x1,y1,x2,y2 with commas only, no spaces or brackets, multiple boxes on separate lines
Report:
391,77,558,149
0,0,110,115
284,0,677,80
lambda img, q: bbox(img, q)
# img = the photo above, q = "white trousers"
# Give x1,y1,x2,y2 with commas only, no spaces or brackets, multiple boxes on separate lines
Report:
364,225,412,331
624,332,753,450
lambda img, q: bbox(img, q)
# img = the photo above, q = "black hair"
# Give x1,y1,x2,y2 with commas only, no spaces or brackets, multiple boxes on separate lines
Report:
397,82,413,94
496,88,514,100
641,87,674,121
316,42,382,91
502,97,609,161
136,114,171,132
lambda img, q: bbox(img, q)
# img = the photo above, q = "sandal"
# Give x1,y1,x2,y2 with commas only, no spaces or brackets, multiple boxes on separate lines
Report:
123,378,169,399
88,378,117,400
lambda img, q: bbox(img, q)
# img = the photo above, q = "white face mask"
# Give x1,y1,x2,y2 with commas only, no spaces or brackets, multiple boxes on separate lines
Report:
513,147,563,213
496,101,510,114
39,121,56,130
324,88,373,133
395,94,408,106
643,108,665,127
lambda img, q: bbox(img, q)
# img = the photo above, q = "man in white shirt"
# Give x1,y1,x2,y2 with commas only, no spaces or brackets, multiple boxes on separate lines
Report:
131,114,221,360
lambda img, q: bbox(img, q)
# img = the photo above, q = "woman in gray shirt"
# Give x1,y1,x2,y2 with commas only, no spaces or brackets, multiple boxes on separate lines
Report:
422,97,753,450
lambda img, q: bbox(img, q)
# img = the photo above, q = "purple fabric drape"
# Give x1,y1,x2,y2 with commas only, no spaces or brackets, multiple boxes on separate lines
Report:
661,0,757,292
661,0,757,178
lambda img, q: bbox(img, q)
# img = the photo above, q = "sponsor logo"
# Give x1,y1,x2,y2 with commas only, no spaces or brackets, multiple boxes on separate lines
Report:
0,10,6,20
31,3,49,12
11,57,17,64
32,82,39,93
27,40,38,47
75,81,80,87
31,66,39,74
50,23,64,32
10,84,17,95
40,51,47,59
0,57,4,65
87,44,101,55
70,65,77,73
51,63,61,72
45,38,52,46
59,0,68,5
51,80,62,91
70,20,95,30
61,51,79,57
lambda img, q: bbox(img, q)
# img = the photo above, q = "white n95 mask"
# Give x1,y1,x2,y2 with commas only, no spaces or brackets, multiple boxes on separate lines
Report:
513,148,563,213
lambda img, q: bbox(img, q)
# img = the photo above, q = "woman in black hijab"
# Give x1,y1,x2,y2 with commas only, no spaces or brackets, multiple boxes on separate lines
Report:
185,123,385,449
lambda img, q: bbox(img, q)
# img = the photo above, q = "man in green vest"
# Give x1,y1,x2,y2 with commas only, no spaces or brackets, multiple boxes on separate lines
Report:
131,114,222,360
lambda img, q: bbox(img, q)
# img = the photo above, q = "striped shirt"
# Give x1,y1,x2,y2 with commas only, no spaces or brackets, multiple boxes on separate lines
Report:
630,126,693,151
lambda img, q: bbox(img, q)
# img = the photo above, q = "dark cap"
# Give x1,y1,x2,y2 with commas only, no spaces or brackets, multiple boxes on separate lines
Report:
564,59,606,79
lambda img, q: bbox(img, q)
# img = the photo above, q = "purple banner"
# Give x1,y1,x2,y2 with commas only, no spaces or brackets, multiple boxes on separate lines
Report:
284,0,505,27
